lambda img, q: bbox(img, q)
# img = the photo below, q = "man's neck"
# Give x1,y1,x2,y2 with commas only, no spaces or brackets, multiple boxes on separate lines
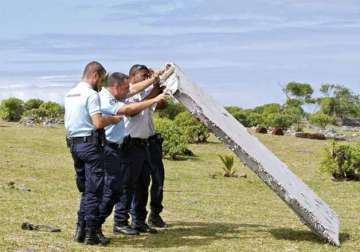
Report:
82,79,97,91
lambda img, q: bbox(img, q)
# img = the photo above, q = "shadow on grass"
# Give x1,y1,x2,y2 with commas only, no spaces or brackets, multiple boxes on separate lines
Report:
107,221,268,249
270,228,350,245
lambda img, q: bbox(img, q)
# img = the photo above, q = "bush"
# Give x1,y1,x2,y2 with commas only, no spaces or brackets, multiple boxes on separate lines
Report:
24,99,44,110
39,102,64,118
309,112,335,128
154,117,188,159
174,111,209,143
247,112,264,127
157,98,186,120
226,107,252,127
0,97,24,121
320,141,360,180
22,108,48,123
295,132,326,140
264,113,295,130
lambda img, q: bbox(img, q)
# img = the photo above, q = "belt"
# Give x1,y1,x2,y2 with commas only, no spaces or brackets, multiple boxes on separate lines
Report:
67,135,98,145
148,133,163,144
106,141,123,150
128,137,149,147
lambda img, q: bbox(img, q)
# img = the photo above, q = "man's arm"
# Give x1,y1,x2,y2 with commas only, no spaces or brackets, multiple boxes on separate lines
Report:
91,113,122,129
128,74,160,97
117,93,165,117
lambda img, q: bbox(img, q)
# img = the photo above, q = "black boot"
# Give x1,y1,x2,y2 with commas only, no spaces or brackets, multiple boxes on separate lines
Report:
113,223,139,235
132,223,157,234
97,227,110,245
74,222,86,243
84,225,110,246
84,226,99,245
148,214,167,228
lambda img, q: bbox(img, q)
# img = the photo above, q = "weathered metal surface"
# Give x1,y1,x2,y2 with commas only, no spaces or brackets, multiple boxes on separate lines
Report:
162,64,340,246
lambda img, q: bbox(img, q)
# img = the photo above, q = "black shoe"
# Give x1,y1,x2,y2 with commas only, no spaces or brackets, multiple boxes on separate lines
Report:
113,224,139,235
132,223,158,234
148,214,167,228
97,228,110,245
74,222,86,243
84,227,110,246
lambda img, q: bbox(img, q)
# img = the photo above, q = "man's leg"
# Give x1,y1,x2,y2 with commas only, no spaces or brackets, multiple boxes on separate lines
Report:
78,143,108,245
98,145,119,226
148,140,166,227
131,161,156,233
70,147,86,243
113,146,143,234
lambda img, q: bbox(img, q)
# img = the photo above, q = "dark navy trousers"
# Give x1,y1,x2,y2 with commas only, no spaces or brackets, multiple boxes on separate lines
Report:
114,144,151,226
114,136,165,226
98,145,132,225
148,139,165,216
70,143,105,227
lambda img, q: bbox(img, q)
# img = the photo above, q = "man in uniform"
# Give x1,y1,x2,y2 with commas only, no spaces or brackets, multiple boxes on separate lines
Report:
64,61,121,246
114,64,168,234
97,71,165,236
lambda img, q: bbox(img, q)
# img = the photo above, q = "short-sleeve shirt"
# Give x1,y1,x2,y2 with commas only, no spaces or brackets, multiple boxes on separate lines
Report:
124,85,156,139
64,81,100,137
99,88,126,144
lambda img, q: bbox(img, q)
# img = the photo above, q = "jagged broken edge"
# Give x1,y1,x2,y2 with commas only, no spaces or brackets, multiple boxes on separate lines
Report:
163,64,340,246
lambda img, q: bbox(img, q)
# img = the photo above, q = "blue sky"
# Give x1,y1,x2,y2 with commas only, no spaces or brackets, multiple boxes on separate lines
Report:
0,0,359,108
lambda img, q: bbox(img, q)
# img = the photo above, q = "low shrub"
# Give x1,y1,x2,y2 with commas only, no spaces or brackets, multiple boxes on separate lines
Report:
295,132,326,140
309,112,336,128
174,111,209,143
157,98,186,120
320,141,360,180
154,117,189,159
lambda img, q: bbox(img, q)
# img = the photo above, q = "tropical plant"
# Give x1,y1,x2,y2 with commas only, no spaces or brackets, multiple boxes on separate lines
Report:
218,154,236,177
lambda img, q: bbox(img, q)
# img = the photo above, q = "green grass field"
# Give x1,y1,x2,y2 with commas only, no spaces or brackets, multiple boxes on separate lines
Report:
0,121,359,251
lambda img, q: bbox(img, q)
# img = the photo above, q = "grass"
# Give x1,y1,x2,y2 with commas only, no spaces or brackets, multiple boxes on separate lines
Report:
0,121,359,251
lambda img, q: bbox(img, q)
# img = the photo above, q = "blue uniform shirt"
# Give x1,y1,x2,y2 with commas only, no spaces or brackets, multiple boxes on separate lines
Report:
99,88,125,144
64,81,101,137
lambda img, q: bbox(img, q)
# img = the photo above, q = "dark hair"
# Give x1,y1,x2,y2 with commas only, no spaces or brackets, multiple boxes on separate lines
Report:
108,72,129,87
129,64,149,77
82,61,106,78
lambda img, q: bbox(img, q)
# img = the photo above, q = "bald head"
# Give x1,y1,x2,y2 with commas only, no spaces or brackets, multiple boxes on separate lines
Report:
82,61,106,79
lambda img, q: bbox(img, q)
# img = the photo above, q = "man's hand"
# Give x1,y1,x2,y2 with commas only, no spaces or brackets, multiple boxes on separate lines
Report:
91,114,122,129
111,115,122,124
153,93,167,103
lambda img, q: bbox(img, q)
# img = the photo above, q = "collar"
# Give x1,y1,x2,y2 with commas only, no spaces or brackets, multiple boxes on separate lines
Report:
78,81,94,90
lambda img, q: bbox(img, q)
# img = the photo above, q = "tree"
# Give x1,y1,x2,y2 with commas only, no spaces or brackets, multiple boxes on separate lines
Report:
309,112,335,128
318,84,360,119
283,82,314,104
174,111,209,143
24,99,44,110
0,97,24,121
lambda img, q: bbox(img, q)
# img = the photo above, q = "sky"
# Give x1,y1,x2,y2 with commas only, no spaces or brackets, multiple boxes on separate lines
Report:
0,0,359,108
